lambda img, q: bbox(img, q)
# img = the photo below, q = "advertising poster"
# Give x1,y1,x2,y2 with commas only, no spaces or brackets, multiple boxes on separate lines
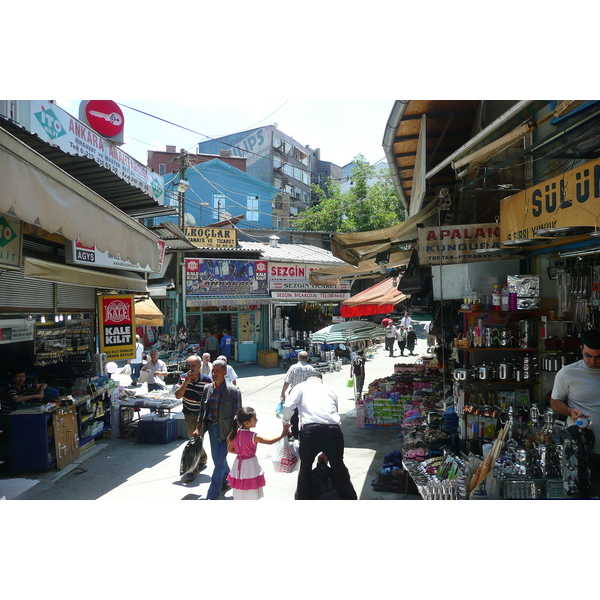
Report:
99,294,135,360
185,258,268,296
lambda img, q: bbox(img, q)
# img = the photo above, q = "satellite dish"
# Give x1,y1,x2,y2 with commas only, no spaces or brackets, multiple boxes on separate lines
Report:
273,122,278,128
184,213,196,226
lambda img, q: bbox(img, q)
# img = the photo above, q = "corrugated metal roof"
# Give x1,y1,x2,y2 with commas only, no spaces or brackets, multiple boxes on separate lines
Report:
238,241,346,265
147,222,197,250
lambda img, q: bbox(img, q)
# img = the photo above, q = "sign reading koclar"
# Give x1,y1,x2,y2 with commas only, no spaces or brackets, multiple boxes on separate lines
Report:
417,223,503,265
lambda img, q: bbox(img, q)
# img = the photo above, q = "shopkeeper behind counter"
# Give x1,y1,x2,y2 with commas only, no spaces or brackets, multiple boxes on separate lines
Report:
1,370,48,464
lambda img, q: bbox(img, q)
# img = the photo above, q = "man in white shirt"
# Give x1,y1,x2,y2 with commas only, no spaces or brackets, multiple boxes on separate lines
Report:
140,350,168,392
385,322,398,357
282,373,357,500
199,352,213,382
398,311,412,330
280,351,316,438
129,335,145,386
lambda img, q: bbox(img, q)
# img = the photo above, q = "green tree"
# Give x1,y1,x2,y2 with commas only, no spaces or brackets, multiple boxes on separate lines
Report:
291,154,405,233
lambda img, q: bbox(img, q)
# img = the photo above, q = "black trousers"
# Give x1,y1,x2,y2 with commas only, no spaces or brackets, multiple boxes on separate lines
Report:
296,423,357,500
385,337,395,355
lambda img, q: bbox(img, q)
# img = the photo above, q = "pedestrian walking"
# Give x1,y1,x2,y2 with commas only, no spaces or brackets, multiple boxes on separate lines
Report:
129,335,145,386
350,350,366,399
406,326,418,356
385,322,398,357
226,407,290,500
282,372,357,500
279,350,316,438
174,355,208,481
397,325,407,356
193,360,241,500
217,355,238,386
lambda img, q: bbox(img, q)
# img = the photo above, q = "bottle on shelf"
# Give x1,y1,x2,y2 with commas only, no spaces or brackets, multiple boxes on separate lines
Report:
501,284,509,311
492,285,501,311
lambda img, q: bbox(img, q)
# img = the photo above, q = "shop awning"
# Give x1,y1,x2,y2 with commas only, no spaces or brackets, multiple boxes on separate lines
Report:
134,297,164,326
309,249,413,285
0,126,162,272
24,257,148,292
330,202,440,266
340,278,408,318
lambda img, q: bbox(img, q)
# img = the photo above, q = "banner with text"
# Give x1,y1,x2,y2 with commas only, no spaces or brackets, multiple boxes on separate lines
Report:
185,258,268,297
417,223,503,264
99,294,135,360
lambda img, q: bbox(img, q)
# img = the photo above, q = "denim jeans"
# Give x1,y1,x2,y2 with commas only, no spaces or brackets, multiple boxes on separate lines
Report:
130,362,142,383
206,422,230,499
296,424,357,500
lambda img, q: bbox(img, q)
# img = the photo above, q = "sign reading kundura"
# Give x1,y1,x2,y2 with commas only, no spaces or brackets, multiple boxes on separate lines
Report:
418,223,503,264
185,258,268,296
99,294,135,360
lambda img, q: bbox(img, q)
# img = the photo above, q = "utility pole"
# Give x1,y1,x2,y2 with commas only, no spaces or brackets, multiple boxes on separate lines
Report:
175,148,190,338
177,148,188,228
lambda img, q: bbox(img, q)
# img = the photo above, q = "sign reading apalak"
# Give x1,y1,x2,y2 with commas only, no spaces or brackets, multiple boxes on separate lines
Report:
29,101,164,205
500,157,600,241
418,223,502,265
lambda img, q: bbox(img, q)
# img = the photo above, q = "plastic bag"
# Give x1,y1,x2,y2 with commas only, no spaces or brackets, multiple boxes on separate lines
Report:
180,436,204,476
272,436,299,473
137,368,150,384
311,461,339,500
346,378,354,388
275,400,284,418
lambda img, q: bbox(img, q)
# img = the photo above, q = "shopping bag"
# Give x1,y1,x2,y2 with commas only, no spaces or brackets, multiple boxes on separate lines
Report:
180,436,204,476
311,461,339,500
275,400,284,418
137,368,150,384
272,436,299,473
346,378,354,388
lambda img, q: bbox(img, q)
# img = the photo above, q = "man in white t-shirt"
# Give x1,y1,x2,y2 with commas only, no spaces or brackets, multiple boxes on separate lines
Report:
130,335,145,386
551,329,600,496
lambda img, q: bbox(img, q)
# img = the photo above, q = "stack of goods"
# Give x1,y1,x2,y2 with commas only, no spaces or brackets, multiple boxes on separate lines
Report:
370,451,420,495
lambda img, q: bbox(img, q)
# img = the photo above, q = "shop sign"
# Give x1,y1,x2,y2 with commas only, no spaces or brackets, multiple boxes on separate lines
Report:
185,258,268,296
500,157,600,241
99,294,135,360
81,100,125,139
0,319,35,345
0,213,22,271
268,262,350,290
184,227,237,249
271,291,350,301
30,101,165,205
66,238,166,273
417,223,502,265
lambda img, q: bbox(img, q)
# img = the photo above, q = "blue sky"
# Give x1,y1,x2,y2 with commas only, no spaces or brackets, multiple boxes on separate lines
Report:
55,99,395,169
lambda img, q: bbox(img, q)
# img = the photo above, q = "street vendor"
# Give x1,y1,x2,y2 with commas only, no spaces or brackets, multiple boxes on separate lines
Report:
1,370,48,417
140,350,168,392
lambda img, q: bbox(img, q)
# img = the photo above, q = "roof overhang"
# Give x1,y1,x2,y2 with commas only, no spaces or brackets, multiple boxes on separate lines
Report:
1,126,162,272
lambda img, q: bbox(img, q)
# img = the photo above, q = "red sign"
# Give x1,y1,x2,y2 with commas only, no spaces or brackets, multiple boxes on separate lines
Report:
99,294,135,360
84,100,124,138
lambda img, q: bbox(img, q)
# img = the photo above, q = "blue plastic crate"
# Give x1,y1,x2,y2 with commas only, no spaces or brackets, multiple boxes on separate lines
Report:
137,418,177,444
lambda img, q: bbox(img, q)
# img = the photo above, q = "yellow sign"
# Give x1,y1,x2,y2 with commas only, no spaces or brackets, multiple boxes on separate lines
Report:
185,226,237,248
500,157,600,241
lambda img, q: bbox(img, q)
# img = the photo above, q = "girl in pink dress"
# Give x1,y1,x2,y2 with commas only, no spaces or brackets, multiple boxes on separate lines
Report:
227,407,290,500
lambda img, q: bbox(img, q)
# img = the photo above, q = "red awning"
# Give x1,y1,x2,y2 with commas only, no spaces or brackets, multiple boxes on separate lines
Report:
340,278,407,318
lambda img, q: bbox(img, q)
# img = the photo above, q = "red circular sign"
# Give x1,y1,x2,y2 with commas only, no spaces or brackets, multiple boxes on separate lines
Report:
84,100,124,137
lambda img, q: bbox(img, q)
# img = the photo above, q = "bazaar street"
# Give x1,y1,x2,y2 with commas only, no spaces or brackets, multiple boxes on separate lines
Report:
13,334,432,501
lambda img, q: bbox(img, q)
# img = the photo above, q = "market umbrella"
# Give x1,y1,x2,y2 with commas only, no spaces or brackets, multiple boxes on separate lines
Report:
310,321,387,345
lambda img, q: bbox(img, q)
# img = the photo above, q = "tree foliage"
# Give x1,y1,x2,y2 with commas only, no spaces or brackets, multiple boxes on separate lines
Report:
291,154,405,233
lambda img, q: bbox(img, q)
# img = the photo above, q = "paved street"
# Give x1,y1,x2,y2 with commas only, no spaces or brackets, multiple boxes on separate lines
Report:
13,331,431,501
